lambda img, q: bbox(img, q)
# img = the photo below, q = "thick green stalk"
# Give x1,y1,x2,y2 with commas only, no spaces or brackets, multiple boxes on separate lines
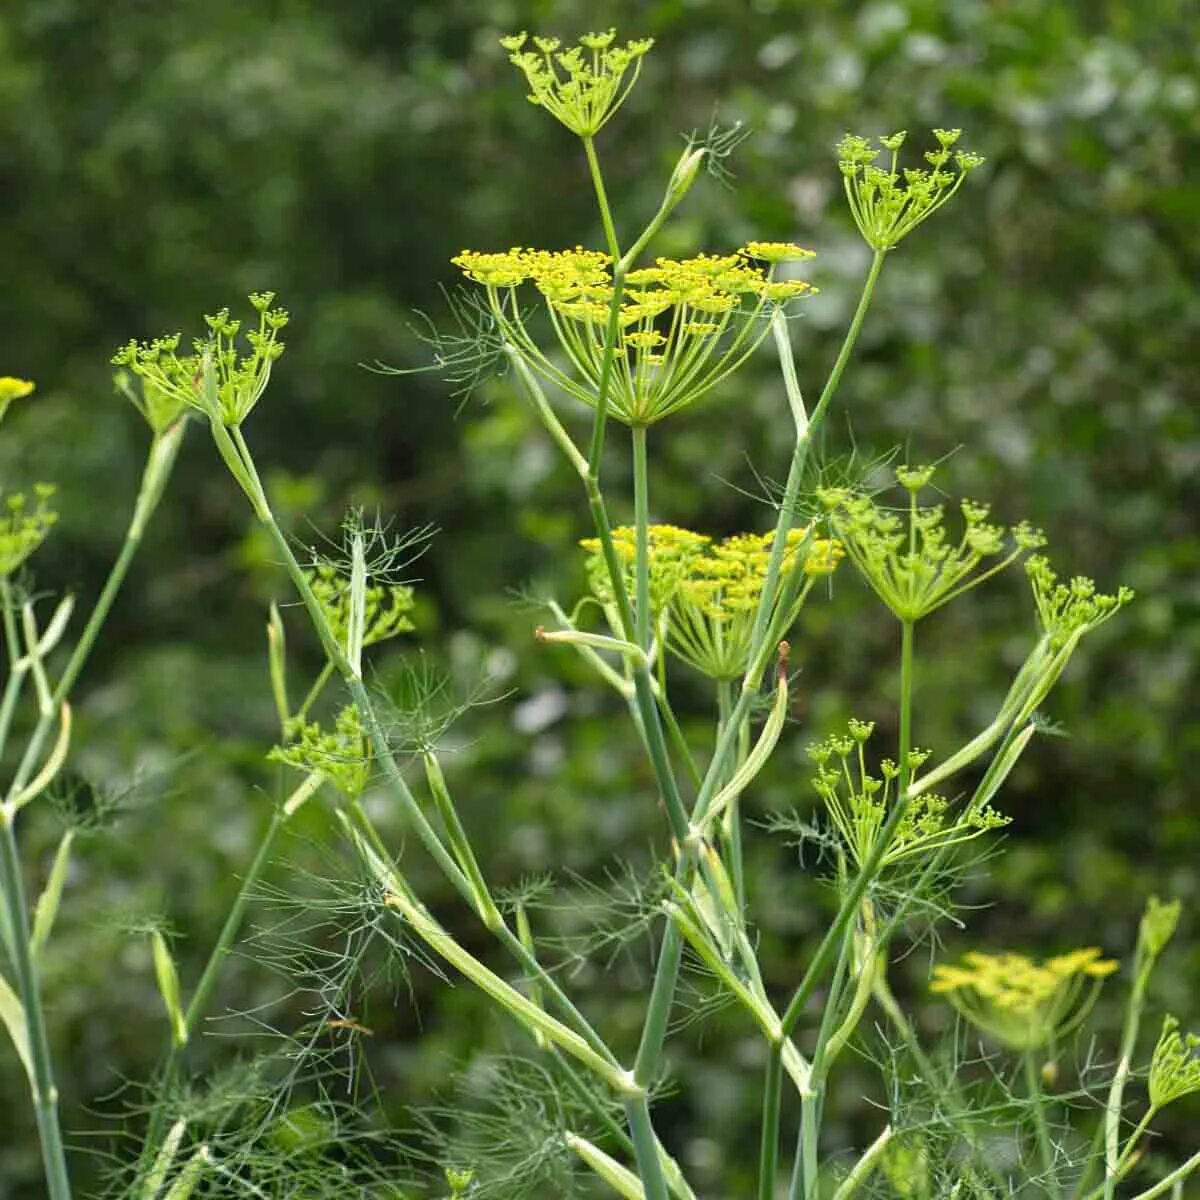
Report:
625,1095,670,1200
757,1045,784,1200
790,923,854,1200
1025,1048,1061,1198
0,809,72,1200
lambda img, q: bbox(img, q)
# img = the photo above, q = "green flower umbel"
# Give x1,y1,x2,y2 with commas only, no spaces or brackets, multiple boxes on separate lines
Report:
501,30,654,137
837,128,984,250
819,466,1045,623
113,292,289,428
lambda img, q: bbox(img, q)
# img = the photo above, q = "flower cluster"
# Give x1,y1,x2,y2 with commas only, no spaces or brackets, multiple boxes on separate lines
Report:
452,246,815,425
501,30,654,137
1026,555,1134,651
0,485,58,578
0,376,35,424
668,528,841,680
818,467,1045,622
579,523,709,618
306,560,416,649
809,720,1008,870
271,704,371,798
1149,1015,1200,1112
579,524,841,680
112,292,289,428
837,128,985,250
930,947,1118,1050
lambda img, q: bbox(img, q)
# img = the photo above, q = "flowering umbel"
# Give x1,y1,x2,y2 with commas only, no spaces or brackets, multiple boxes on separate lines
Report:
501,30,654,137
819,466,1045,622
0,484,58,578
453,247,815,425
837,128,985,250
930,948,1118,1050
113,292,289,428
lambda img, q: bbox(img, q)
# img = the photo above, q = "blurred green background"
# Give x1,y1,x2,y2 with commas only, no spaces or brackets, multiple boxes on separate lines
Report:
1,0,1198,1195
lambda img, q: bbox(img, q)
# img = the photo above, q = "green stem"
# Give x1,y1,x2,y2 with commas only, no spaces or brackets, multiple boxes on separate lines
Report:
625,1095,670,1200
584,136,622,263
757,1045,783,1200
633,921,683,1086
7,423,186,802
296,660,336,723
779,620,915,1040
0,809,73,1200
632,425,651,653
790,922,854,1200
1025,1048,1061,1199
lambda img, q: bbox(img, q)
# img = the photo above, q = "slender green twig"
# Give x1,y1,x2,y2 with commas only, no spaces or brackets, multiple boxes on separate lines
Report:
0,810,72,1200
0,421,184,1200
1025,1048,1062,1198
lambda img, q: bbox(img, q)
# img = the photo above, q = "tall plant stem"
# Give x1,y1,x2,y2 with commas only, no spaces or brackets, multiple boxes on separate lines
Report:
241,478,617,1071
757,1045,784,1200
1025,1048,1061,1198
0,422,184,1200
0,810,72,1200
638,253,891,1194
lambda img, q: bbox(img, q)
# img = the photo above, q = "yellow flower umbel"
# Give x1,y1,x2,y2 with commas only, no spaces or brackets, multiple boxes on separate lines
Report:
0,376,35,425
580,524,710,629
452,246,815,425
837,128,985,251
501,30,654,137
580,524,841,680
930,948,1118,1051
667,529,841,680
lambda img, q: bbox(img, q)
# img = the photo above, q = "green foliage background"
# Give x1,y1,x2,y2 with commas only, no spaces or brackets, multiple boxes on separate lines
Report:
1,0,1197,1194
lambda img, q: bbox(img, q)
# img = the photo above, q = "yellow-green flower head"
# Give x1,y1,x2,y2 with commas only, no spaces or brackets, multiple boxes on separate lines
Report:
1148,1015,1200,1112
580,524,710,618
811,720,1008,869
821,466,1046,622
667,527,841,680
742,242,818,264
836,128,984,251
501,29,654,137
0,484,58,578
306,560,415,649
1026,555,1134,651
270,704,370,798
0,376,35,424
112,293,288,428
930,947,1118,1050
451,245,816,425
